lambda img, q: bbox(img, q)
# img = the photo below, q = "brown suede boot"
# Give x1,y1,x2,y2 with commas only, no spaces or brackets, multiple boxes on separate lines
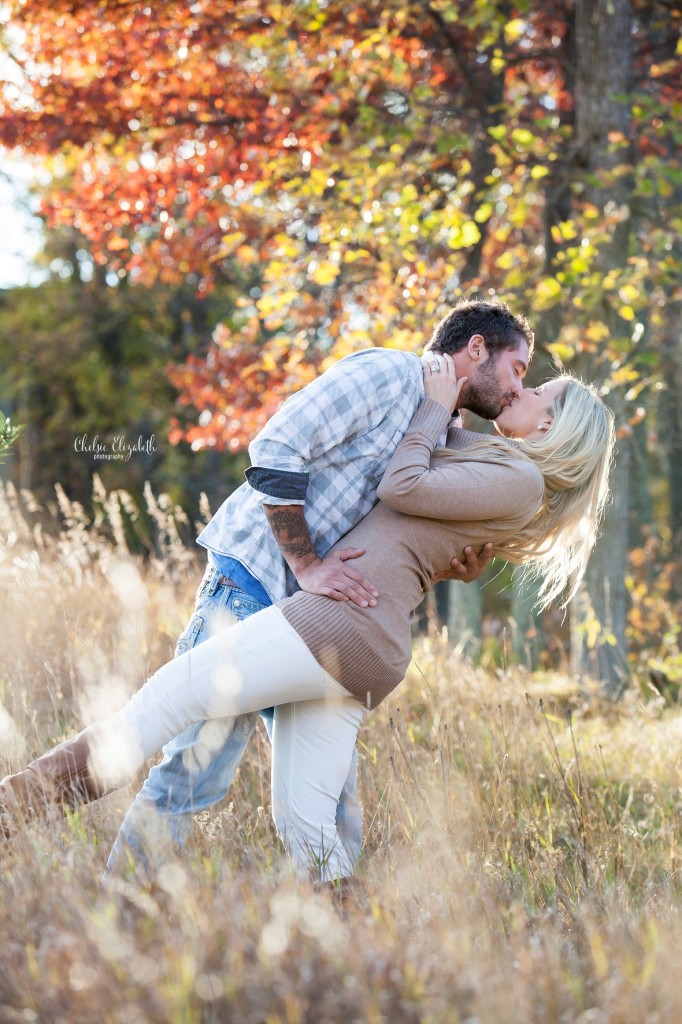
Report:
0,729,104,838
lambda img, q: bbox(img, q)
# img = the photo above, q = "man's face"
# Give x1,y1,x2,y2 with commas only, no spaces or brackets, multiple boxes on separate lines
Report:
460,339,529,420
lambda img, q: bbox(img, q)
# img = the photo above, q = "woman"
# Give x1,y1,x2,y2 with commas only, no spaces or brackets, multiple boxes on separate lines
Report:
0,357,614,881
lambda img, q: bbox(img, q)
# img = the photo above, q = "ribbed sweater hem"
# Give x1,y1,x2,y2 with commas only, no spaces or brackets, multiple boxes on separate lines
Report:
277,595,404,709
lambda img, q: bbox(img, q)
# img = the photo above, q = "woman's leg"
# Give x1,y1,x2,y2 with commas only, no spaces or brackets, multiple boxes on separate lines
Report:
1,605,360,843
86,606,348,793
270,689,364,882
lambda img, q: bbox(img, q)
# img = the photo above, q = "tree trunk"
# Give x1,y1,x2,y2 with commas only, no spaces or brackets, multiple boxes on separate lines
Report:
571,391,631,695
570,0,635,696
575,0,633,172
435,580,483,660
628,416,653,548
659,313,682,598
510,574,541,671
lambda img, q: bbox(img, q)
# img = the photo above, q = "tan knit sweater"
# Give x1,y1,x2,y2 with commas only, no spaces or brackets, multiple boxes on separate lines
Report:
278,398,544,709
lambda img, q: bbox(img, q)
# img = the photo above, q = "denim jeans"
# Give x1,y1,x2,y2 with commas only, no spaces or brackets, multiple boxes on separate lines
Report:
106,566,362,876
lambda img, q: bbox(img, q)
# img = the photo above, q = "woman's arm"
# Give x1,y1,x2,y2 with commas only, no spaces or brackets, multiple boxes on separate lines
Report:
377,399,543,522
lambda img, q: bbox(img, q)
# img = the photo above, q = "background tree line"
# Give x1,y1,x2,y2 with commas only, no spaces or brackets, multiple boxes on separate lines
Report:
0,0,680,695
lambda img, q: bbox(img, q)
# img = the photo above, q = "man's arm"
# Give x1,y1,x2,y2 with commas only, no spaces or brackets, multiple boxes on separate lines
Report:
249,351,419,606
263,505,378,606
248,349,419,477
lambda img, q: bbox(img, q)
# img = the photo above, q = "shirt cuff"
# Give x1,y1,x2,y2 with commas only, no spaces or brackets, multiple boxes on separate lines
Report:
245,466,309,501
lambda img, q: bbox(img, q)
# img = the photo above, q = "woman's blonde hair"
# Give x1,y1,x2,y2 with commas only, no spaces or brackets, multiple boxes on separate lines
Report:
453,376,615,607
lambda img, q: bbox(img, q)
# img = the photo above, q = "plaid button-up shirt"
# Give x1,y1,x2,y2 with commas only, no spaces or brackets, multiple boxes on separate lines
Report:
197,347,449,603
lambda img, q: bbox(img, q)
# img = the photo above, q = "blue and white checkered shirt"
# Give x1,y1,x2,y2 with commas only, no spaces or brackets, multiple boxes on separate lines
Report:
198,348,448,603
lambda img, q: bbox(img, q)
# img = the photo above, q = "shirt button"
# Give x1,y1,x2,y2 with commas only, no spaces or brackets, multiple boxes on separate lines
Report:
233,599,241,608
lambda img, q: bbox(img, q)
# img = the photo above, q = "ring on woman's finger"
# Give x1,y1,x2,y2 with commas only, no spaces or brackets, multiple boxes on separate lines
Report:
428,361,440,373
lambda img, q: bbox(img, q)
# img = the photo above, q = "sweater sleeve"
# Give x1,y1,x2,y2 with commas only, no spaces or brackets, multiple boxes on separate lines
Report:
377,399,544,522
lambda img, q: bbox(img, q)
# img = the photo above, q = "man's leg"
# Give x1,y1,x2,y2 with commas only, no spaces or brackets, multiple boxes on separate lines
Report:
106,568,266,876
270,691,364,881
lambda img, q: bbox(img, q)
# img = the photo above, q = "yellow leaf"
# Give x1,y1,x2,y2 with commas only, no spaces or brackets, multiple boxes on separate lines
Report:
505,18,526,43
535,277,562,310
567,255,590,274
220,231,246,256
308,168,331,194
263,260,293,283
619,304,635,321
272,234,300,258
585,321,610,342
512,128,534,149
651,60,679,77
546,342,576,363
343,249,372,263
474,201,494,224
235,245,259,264
556,220,578,241
309,260,341,286
582,204,601,220
495,251,515,269
257,289,298,315
612,366,639,385
530,165,549,179
618,284,639,304
446,220,481,250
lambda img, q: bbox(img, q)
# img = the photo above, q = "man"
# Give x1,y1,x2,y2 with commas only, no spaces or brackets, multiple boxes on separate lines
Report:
107,298,533,875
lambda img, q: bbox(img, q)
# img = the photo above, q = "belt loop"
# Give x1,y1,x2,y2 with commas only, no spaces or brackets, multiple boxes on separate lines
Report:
206,564,222,596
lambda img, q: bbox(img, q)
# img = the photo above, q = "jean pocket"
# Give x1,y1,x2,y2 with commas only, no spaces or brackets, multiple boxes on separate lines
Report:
174,612,206,657
227,590,267,621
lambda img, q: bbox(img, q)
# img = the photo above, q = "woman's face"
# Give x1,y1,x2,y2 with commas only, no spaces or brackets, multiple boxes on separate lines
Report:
494,379,567,440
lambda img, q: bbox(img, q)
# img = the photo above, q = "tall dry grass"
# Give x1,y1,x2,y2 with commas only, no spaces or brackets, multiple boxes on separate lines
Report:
2,480,682,1023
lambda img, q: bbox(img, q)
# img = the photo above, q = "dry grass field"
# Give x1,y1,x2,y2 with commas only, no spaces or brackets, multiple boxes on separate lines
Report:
2,481,682,1024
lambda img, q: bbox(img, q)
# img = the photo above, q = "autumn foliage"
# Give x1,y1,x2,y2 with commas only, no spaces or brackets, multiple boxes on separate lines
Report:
0,4,677,443
2,0,678,450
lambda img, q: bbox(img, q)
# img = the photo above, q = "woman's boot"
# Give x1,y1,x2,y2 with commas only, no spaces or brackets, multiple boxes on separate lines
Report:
0,729,104,837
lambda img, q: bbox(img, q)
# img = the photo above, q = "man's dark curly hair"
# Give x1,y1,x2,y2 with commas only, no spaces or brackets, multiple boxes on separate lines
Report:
425,298,534,362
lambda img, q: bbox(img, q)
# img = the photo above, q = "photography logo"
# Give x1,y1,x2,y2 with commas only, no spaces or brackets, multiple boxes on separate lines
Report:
74,434,157,462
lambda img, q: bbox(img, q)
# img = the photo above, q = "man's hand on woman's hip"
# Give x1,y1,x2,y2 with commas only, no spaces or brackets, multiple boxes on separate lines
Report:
296,549,379,607
263,503,379,608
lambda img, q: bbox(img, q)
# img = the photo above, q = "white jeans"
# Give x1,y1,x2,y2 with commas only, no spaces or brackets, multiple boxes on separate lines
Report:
90,605,364,880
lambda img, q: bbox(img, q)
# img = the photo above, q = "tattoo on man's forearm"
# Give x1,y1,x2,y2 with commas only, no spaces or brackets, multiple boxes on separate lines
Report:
264,506,316,560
